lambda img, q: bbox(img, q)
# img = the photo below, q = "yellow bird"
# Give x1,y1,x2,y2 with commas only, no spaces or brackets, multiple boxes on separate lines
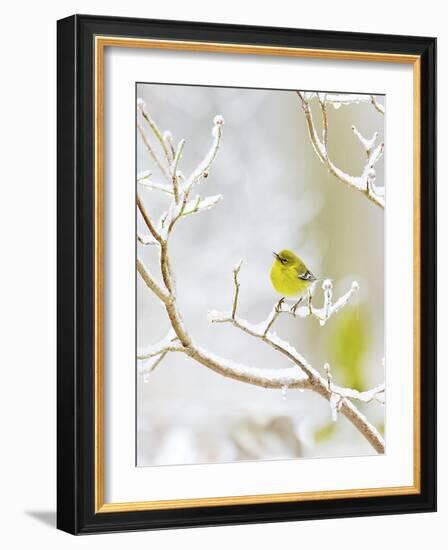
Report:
270,249,316,310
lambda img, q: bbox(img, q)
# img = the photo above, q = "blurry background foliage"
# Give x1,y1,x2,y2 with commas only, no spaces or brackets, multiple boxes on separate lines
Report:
136,83,385,466
330,306,370,393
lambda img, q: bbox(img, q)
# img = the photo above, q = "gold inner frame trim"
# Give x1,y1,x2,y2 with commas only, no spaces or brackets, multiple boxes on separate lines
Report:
94,35,421,513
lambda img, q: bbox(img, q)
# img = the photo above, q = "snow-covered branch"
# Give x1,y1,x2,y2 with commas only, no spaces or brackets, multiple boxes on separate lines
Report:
184,115,225,192
324,362,385,421
296,91,385,208
136,258,170,304
137,328,182,360
137,232,158,246
208,265,384,453
246,278,358,330
136,102,385,454
287,278,359,326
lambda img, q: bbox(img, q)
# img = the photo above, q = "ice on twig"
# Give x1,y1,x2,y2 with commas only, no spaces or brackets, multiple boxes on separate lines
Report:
137,170,152,181
234,260,243,273
207,309,232,323
163,130,175,160
137,232,158,246
296,91,385,208
157,194,223,237
181,194,223,216
352,126,378,153
289,279,358,326
137,328,178,360
138,180,174,195
184,115,225,191
324,362,332,390
326,94,385,111
323,356,385,408
299,92,386,110
325,280,359,319
330,393,342,421
334,383,386,404
172,138,186,177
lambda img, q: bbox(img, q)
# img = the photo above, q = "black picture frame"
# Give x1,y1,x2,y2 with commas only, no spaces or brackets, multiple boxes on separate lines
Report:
57,14,436,535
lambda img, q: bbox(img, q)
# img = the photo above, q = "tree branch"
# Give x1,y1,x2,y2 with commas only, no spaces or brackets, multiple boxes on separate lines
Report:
137,193,163,245
370,95,385,115
137,328,183,359
138,99,172,167
138,351,168,381
296,91,385,208
136,259,170,304
184,115,224,191
136,106,385,455
137,121,171,182
171,138,185,203
208,265,384,453
283,278,359,326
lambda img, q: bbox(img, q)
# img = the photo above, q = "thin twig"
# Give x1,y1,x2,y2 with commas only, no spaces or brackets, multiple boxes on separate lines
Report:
140,351,168,378
137,232,157,246
138,180,174,195
137,122,171,181
171,138,186,203
136,108,385,454
370,95,385,115
138,346,184,360
208,267,384,453
136,259,170,304
139,105,172,165
185,115,224,191
231,261,242,319
137,193,163,244
270,279,358,326
318,93,329,147
296,91,385,208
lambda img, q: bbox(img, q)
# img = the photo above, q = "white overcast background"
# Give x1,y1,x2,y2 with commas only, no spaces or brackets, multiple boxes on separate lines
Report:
136,83,385,467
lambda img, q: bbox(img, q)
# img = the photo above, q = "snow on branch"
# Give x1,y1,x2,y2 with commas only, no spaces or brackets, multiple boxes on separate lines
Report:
296,91,385,208
184,115,224,192
324,362,385,421
136,103,385,454
208,264,384,452
137,328,181,360
137,232,158,246
301,93,385,115
138,99,172,165
181,194,223,216
138,352,168,381
137,328,184,380
282,278,359,326
231,278,358,333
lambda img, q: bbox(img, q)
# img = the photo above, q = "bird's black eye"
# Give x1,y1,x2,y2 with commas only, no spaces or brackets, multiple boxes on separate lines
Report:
280,258,287,265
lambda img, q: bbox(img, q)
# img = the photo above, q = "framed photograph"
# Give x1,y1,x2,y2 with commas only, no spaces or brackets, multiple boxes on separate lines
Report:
57,14,436,534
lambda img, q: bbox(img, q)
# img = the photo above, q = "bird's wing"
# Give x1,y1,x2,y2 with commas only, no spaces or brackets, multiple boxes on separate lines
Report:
296,268,316,282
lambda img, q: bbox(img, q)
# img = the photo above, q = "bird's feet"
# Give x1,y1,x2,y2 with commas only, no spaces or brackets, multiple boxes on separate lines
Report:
307,289,313,315
290,297,304,316
275,297,285,313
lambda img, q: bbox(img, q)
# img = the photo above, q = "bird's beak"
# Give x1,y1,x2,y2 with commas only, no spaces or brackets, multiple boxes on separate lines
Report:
272,251,280,260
